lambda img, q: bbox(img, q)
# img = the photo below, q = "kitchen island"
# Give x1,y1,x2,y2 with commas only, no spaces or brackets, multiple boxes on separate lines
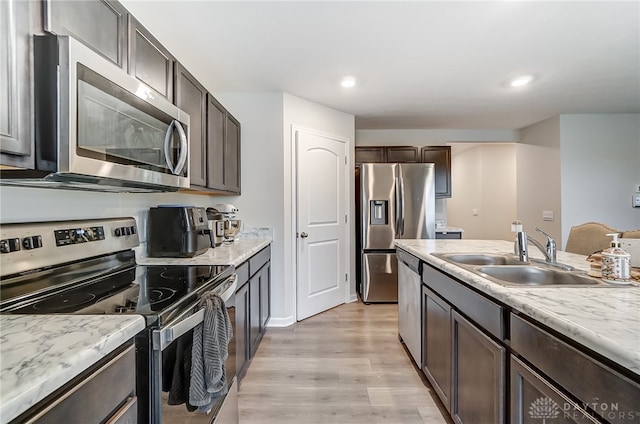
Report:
396,239,640,424
396,239,640,373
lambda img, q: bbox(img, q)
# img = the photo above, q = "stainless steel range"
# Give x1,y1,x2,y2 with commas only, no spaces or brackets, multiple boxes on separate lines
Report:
0,217,238,424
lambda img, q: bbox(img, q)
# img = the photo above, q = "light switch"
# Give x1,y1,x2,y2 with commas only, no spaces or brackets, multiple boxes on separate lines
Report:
633,195,640,208
542,210,554,221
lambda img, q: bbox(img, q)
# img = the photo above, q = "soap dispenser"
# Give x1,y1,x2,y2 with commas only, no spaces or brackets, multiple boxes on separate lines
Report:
601,233,631,284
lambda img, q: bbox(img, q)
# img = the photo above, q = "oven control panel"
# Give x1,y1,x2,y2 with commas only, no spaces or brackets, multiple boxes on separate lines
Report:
55,226,106,246
0,217,139,277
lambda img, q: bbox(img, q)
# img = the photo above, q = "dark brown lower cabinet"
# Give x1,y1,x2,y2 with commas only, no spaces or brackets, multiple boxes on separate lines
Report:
422,286,452,412
259,263,271,331
451,310,505,424
422,264,504,424
511,356,600,424
235,273,249,384
235,246,271,385
248,271,261,358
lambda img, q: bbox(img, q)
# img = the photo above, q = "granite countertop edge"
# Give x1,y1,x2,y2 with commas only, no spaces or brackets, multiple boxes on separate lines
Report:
395,239,640,377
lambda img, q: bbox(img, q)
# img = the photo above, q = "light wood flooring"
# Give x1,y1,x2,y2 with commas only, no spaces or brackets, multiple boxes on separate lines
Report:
238,301,452,424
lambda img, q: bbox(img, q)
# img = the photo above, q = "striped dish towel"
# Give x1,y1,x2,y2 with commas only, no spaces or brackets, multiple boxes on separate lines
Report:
189,291,233,412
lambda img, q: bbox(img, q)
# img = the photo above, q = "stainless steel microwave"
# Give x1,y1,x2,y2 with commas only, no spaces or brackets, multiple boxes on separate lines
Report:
2,35,190,192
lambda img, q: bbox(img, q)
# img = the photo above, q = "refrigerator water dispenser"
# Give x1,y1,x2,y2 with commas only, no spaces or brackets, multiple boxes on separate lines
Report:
370,200,388,225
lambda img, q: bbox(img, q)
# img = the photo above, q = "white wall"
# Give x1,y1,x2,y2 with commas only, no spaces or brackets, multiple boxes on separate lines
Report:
516,116,563,245
448,144,517,240
559,114,640,244
214,92,288,323
214,92,355,327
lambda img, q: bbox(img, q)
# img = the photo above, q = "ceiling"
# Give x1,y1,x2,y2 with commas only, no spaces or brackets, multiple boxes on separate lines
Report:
121,1,640,130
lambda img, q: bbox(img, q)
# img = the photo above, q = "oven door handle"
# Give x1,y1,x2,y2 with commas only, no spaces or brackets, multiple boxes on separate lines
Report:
153,275,237,351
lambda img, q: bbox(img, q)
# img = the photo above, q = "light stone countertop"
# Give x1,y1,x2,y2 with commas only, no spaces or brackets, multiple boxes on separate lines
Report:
136,236,272,267
0,315,145,424
395,239,640,377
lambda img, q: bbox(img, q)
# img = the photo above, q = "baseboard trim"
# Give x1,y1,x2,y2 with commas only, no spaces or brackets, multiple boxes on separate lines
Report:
266,316,296,327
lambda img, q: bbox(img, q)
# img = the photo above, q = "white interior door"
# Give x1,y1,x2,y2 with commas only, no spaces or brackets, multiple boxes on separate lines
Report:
296,128,347,321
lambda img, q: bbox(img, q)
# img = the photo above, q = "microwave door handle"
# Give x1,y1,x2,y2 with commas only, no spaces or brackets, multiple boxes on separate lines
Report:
163,120,188,175
173,121,188,175
163,120,178,174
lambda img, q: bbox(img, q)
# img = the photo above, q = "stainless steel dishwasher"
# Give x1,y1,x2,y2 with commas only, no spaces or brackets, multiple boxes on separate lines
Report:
397,249,422,366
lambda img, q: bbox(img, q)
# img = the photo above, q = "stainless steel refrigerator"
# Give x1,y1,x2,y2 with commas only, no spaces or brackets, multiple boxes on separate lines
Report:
358,163,435,303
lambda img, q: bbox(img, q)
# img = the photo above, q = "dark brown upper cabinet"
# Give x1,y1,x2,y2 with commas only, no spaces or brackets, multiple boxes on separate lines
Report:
44,0,128,68
204,94,241,194
223,113,241,194
354,147,386,164
355,146,420,164
0,0,33,167
128,17,174,101
355,145,452,198
387,146,420,163
175,63,207,187
421,146,451,198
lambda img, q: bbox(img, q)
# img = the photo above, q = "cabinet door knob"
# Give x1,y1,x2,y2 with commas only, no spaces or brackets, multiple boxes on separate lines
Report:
300,232,308,238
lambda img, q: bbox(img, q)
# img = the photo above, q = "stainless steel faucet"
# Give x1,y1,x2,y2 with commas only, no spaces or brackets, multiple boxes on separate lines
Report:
514,226,572,270
529,227,557,263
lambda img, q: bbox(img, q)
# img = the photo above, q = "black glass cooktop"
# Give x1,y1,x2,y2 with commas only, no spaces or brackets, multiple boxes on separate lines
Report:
0,258,232,323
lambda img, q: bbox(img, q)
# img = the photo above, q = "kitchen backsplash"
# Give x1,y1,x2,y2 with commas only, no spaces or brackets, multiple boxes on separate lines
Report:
0,186,234,244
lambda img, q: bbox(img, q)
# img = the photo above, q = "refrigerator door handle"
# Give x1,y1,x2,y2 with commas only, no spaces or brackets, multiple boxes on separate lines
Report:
398,171,406,236
395,176,402,235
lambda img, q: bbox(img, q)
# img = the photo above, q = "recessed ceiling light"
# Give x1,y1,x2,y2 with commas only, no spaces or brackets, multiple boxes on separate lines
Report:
341,77,356,88
510,75,534,87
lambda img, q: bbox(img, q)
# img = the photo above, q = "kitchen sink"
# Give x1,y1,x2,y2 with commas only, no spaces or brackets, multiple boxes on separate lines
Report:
433,252,615,287
474,265,606,287
434,252,527,266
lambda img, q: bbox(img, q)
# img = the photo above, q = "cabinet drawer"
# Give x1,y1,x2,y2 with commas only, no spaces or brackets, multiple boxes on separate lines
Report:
106,396,137,424
397,249,420,274
510,355,599,424
511,313,640,424
423,265,503,339
249,246,270,276
24,344,136,424
236,261,249,288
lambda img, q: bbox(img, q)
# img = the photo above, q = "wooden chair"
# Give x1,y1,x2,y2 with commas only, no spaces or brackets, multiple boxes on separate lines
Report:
565,222,620,256
621,229,640,239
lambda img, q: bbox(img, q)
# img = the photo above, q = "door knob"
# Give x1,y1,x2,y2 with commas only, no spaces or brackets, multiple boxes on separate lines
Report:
300,232,308,238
